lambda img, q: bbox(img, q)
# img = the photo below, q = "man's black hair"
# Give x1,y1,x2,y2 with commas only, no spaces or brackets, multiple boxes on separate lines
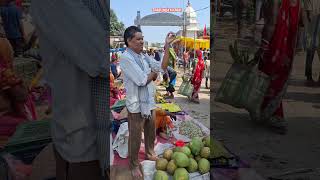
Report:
123,26,142,47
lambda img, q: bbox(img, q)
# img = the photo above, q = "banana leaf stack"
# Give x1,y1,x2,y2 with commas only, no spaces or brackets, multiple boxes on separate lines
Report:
229,40,257,66
215,41,270,117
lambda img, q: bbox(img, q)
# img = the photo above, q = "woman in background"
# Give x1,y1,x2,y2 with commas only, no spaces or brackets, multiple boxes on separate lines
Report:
190,50,205,103
251,0,303,134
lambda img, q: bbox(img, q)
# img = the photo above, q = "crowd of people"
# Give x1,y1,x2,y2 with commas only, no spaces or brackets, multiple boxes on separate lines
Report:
110,43,210,103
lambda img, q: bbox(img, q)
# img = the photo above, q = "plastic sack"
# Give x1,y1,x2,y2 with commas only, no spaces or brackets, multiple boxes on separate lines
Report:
112,122,129,158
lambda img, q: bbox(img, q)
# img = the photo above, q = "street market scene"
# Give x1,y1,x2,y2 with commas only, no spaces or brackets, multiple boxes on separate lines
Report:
1,0,214,180
0,0,319,180
109,0,212,179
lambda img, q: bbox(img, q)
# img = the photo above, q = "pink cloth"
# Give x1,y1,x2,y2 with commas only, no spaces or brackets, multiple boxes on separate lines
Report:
0,115,27,136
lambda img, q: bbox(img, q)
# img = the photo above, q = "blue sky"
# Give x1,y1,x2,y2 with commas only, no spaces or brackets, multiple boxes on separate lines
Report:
111,0,210,44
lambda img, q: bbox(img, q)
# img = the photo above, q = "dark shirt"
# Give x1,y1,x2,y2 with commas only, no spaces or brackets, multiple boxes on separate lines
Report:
0,2,22,39
110,63,118,78
154,51,161,61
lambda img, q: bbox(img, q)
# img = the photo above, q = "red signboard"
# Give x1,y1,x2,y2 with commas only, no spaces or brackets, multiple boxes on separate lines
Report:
152,8,182,13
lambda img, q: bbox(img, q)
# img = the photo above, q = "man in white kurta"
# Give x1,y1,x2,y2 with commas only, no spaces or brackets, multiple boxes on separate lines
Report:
120,26,175,179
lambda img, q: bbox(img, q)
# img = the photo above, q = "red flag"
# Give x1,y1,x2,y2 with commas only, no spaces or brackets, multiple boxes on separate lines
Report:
203,24,207,37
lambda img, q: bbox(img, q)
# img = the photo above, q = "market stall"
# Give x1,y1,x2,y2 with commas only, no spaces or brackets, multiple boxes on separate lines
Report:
177,36,210,50
0,57,265,180
109,74,265,180
110,89,211,180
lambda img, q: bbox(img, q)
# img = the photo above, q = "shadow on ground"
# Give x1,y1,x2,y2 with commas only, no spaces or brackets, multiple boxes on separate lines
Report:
285,92,320,104
212,110,320,179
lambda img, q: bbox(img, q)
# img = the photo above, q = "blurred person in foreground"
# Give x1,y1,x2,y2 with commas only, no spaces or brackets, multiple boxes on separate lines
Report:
251,0,303,134
31,0,110,179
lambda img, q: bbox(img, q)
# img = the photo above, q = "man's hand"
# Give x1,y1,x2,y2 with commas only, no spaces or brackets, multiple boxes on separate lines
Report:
165,32,176,45
150,71,158,80
171,38,181,45
146,71,158,84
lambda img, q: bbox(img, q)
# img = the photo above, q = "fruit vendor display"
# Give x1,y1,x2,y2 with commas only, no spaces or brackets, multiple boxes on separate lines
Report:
187,158,198,173
189,137,204,156
163,149,173,161
156,158,169,171
202,136,211,147
172,152,190,168
173,168,189,180
198,158,210,174
154,136,211,179
154,170,169,180
166,160,177,175
179,121,203,139
180,146,191,157
200,147,210,159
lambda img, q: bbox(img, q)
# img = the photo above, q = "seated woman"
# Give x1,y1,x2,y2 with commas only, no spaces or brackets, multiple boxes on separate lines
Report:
155,108,174,140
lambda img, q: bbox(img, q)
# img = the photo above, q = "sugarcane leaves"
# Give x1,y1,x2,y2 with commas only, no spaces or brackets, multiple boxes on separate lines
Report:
229,41,240,63
229,40,256,66
247,48,262,67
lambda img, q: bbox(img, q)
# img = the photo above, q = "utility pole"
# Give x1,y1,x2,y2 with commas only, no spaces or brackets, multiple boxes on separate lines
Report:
183,0,187,52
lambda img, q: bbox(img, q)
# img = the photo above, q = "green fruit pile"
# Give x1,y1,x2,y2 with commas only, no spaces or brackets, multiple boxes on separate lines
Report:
154,136,212,180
